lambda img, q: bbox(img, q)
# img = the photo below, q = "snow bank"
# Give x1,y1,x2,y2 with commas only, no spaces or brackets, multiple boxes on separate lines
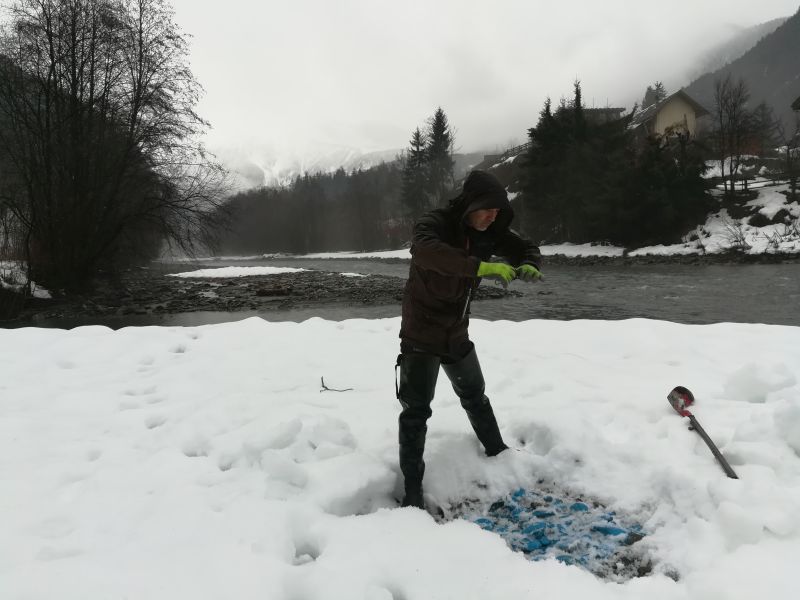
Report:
295,249,411,259
0,260,51,299
541,243,625,257
2,318,799,599
631,185,800,257
746,187,799,220
168,266,309,278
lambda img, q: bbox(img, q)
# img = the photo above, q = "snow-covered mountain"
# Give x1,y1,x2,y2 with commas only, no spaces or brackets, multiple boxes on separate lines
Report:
214,144,403,190
214,143,490,192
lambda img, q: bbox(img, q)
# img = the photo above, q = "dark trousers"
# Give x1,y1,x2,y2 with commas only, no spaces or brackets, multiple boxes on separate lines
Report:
395,340,507,493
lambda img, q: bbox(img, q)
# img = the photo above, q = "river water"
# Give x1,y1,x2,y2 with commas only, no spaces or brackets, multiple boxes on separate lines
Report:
25,258,800,329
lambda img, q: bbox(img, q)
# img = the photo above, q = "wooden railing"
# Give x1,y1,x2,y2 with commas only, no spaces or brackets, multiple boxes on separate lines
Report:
498,141,532,161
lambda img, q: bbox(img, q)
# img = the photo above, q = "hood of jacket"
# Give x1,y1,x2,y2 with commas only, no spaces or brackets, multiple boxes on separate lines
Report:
448,170,514,232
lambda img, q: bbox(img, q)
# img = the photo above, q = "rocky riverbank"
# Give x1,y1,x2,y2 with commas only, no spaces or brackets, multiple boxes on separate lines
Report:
4,250,798,326
4,265,520,325
539,250,800,267
339,250,800,267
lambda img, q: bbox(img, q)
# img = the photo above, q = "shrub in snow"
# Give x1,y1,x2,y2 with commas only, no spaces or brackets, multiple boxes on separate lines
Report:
748,212,771,227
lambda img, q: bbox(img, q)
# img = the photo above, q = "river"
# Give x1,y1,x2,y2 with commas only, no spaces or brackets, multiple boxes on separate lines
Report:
23,258,800,329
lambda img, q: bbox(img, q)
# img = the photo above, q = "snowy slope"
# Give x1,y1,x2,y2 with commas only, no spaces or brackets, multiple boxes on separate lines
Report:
214,144,402,189
2,318,799,599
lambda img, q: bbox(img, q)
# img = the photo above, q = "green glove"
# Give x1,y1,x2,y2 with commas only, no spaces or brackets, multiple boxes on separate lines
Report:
516,264,543,282
477,261,516,285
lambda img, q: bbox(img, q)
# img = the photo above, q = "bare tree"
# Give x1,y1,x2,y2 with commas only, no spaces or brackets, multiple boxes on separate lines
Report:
713,74,751,196
0,0,228,291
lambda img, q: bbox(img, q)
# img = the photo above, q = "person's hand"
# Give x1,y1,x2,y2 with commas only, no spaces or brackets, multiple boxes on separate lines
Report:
477,262,516,285
516,264,543,282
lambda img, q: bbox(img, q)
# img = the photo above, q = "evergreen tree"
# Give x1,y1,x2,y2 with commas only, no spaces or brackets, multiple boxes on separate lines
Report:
521,81,710,247
642,86,656,109
654,81,667,103
401,127,429,218
572,80,586,140
215,162,403,254
425,107,456,205
642,82,667,109
521,83,595,241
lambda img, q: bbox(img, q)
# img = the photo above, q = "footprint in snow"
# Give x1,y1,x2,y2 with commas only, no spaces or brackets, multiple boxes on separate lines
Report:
36,546,83,561
144,414,167,429
124,385,158,396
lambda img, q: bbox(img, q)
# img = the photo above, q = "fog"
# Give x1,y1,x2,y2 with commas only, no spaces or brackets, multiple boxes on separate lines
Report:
170,0,798,158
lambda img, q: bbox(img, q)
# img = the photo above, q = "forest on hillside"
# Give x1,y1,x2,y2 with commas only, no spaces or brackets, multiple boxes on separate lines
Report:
216,77,799,255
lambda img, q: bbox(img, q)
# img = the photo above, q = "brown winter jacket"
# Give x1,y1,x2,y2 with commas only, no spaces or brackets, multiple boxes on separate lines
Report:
400,173,541,355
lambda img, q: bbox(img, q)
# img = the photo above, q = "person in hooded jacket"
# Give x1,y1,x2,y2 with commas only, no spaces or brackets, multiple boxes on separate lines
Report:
396,169,542,509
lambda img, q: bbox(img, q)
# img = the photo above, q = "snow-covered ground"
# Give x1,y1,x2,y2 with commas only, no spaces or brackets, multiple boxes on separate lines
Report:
168,266,309,278
642,186,800,256
540,243,625,257
2,317,799,599
0,261,51,299
291,249,412,260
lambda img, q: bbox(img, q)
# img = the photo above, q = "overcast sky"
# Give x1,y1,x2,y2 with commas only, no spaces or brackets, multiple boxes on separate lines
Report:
170,0,799,157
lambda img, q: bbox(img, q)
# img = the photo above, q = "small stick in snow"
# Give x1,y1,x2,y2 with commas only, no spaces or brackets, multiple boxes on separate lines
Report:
320,377,353,393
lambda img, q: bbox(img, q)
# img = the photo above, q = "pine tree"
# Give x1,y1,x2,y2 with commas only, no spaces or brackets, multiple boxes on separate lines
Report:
401,127,429,217
425,107,455,205
572,80,586,140
642,82,667,109
521,81,709,246
653,81,667,103
642,86,656,109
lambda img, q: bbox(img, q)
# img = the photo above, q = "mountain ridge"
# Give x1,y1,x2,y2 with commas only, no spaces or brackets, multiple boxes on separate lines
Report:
684,8,800,131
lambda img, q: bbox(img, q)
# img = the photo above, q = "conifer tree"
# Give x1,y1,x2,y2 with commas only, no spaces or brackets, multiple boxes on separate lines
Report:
642,82,667,109
642,85,656,108
425,107,455,205
653,81,667,103
401,127,429,217
521,81,709,246
572,80,586,140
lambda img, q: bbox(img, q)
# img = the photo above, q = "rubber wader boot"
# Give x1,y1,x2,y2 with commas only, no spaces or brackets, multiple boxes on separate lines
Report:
396,351,441,508
442,346,509,457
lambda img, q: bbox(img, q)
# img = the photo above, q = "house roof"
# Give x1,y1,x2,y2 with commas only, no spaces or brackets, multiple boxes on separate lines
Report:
584,107,626,114
630,90,710,129
793,95,800,111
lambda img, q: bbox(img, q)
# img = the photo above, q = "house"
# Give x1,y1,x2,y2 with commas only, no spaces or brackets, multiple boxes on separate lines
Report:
630,90,709,138
792,95,800,111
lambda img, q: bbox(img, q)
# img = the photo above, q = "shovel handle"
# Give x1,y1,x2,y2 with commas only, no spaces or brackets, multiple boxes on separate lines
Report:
687,415,739,479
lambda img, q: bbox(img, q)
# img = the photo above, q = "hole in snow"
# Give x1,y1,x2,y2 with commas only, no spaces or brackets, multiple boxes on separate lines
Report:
440,485,654,582
292,540,321,566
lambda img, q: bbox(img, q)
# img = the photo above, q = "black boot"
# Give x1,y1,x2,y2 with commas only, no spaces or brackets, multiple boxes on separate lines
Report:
401,488,425,509
396,350,440,508
442,345,509,457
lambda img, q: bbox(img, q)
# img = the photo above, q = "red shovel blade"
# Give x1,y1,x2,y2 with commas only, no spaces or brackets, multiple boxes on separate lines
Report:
668,386,695,417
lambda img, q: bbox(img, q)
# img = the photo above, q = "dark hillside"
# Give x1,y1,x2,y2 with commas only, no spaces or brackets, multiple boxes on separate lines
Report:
684,8,800,129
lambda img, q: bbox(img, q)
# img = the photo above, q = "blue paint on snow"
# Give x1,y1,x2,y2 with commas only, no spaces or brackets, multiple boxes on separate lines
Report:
463,488,645,572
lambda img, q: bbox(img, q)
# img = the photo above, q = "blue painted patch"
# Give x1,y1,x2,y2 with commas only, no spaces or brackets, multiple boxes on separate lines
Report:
455,488,646,576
